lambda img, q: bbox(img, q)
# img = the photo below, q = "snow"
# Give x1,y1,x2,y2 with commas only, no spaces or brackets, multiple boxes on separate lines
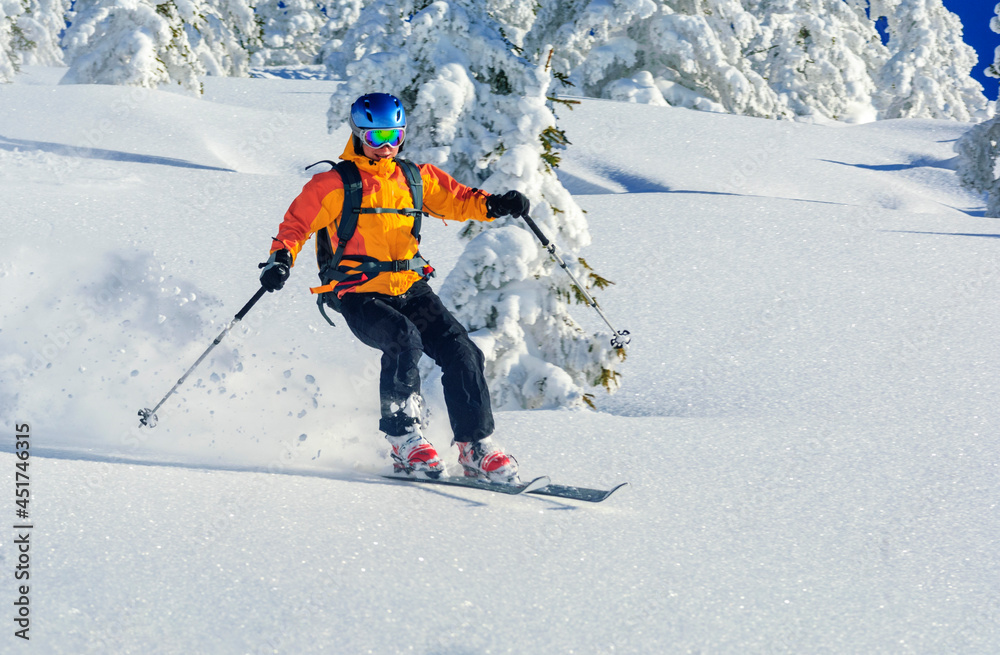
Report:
2,66,1000,652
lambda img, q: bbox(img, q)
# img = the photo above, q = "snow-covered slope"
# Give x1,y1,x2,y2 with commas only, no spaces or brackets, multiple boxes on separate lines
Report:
1,68,999,653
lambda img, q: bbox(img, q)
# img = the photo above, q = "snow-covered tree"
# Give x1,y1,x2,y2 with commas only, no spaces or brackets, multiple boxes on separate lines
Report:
954,3,1000,216
986,2,1000,81
522,0,658,96
252,0,326,66
870,0,989,121
322,0,405,77
478,0,536,48
954,118,1000,217
62,0,256,93
61,0,204,92
524,0,783,118
1,0,29,81
187,0,259,77
16,0,70,65
317,0,365,71
744,0,887,122
328,0,624,409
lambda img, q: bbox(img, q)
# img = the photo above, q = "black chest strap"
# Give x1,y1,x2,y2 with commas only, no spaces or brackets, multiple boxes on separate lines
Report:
308,158,432,325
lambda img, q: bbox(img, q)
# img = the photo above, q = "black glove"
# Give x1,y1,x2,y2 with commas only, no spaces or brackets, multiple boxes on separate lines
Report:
486,190,530,218
258,249,292,292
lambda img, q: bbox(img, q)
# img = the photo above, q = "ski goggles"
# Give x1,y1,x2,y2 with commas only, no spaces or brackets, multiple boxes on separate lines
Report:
362,127,405,149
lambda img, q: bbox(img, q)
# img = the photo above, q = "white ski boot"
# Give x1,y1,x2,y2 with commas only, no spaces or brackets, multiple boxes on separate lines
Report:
386,430,445,479
457,437,519,484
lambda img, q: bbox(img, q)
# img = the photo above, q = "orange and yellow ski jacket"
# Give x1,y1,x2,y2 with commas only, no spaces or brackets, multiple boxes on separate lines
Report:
271,137,494,297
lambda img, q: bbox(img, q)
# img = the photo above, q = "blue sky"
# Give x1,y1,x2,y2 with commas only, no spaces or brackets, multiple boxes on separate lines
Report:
942,0,998,100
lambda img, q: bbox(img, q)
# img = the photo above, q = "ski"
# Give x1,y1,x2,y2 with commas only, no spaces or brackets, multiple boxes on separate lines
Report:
381,473,628,503
381,474,551,496
527,481,629,503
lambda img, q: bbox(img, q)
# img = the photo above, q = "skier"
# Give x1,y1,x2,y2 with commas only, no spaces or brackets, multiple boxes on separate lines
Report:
258,93,530,483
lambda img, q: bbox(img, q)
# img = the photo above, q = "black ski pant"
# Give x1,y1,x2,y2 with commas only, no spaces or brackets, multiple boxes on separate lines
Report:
338,280,494,442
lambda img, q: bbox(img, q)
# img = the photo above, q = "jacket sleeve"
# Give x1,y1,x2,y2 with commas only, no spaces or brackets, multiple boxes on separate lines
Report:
419,164,493,222
270,170,345,264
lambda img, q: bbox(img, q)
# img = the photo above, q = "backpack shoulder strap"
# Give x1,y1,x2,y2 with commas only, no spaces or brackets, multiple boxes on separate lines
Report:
395,158,424,240
395,158,422,209
334,160,364,244
315,160,363,282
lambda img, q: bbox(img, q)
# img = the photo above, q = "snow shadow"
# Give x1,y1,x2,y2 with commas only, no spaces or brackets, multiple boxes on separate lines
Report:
666,189,853,207
601,167,675,193
0,135,236,172
821,156,958,172
559,165,674,195
12,444,370,484
558,167,856,209
557,169,621,195
7,446,576,508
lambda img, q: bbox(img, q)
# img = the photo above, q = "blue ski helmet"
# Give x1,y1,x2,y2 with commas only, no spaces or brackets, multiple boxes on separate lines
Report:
349,93,406,140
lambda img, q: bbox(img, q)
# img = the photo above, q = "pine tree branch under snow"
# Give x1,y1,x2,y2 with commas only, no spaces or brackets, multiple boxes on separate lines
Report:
745,0,887,123
251,0,326,66
187,0,259,78
987,2,1000,80
61,0,205,92
17,0,70,66
870,0,989,122
60,0,257,93
955,117,1000,217
1,0,27,82
526,0,784,118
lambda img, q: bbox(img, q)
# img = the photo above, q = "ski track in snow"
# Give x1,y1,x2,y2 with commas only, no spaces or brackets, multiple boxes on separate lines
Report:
1,66,999,653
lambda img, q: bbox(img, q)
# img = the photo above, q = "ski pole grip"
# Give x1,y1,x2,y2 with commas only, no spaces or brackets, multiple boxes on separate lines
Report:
236,286,268,321
518,213,550,247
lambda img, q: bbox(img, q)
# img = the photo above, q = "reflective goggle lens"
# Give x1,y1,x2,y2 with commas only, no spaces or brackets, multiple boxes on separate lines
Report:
363,128,405,148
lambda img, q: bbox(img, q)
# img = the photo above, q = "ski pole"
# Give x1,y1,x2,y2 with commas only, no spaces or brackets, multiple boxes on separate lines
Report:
137,286,268,428
518,213,631,349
